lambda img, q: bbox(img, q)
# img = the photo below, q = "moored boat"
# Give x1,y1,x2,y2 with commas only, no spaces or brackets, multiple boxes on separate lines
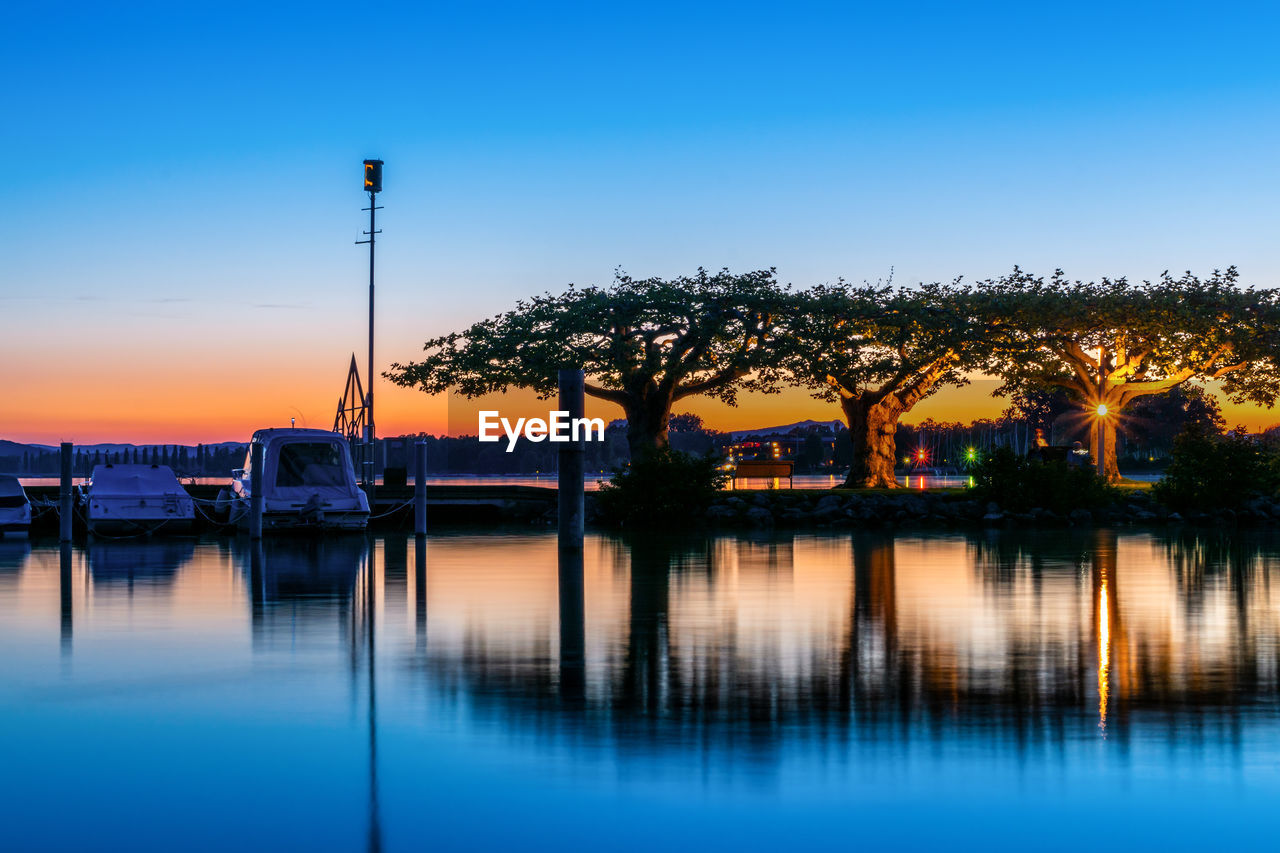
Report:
81,464,195,535
223,429,370,532
0,475,31,538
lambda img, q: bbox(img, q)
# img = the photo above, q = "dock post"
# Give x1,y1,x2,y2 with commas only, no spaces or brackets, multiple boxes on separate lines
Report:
250,442,264,540
414,440,427,537
59,542,73,658
59,442,73,542
558,547,585,703
558,369,585,551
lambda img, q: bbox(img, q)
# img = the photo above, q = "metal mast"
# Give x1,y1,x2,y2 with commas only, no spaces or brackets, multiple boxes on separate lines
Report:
357,159,383,491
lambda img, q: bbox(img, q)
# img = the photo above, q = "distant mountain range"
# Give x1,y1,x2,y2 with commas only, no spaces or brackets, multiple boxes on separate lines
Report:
0,439,247,458
728,419,844,439
2,423,845,457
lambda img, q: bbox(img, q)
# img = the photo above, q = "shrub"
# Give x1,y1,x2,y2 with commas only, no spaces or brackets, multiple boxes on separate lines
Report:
595,448,729,528
971,447,1115,513
1153,425,1280,511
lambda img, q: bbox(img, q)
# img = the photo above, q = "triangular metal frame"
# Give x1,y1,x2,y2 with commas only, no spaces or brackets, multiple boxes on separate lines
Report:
334,354,367,442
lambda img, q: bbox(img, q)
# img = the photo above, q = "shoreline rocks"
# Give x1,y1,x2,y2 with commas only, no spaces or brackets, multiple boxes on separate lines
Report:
677,488,1280,530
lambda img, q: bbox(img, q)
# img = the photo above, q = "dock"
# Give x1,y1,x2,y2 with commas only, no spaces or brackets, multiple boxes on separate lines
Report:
23,483,559,536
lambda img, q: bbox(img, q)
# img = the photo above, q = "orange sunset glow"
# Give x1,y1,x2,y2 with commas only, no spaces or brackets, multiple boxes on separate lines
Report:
8,357,1279,445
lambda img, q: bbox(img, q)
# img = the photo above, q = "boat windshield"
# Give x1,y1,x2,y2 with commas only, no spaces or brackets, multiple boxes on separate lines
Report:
0,475,25,508
275,442,348,488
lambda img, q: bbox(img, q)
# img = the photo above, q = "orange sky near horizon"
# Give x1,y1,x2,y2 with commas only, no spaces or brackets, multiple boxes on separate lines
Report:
5,357,1278,445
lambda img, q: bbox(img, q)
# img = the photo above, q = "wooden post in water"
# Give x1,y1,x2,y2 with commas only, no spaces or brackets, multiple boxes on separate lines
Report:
557,546,585,703
250,442,264,540
59,442,73,542
59,542,73,657
414,440,427,537
558,369,585,551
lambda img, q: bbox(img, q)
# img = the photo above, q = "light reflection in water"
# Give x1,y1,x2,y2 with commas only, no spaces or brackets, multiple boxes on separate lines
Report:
1098,578,1110,735
1,529,1280,850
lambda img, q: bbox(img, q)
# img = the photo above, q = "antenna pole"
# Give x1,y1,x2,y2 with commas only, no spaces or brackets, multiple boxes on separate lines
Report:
366,188,376,492
356,159,383,495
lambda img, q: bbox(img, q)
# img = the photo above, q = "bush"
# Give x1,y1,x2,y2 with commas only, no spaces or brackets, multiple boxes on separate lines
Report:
971,447,1115,513
1153,425,1280,511
595,448,729,528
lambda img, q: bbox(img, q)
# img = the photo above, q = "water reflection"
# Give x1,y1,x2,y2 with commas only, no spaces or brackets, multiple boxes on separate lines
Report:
403,529,1280,762
86,539,195,588
4,528,1280,849
241,537,364,651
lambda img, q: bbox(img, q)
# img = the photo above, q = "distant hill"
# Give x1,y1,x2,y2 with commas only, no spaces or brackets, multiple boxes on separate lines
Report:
2,440,247,454
0,439,251,475
729,419,844,439
0,440,32,458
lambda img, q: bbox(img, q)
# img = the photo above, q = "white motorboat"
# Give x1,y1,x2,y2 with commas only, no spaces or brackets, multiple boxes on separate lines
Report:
223,429,370,532
0,475,31,538
82,464,195,535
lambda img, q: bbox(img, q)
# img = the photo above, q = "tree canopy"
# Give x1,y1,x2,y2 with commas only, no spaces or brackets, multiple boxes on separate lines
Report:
781,280,981,487
976,267,1280,479
387,268,788,456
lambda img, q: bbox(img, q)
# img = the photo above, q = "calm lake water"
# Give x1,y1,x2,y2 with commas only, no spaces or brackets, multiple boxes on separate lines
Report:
1,528,1276,851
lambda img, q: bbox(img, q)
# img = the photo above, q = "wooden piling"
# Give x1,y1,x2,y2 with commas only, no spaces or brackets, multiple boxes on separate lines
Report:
557,546,585,702
250,442,264,539
414,440,427,537
59,442,73,542
59,541,73,655
558,369,585,551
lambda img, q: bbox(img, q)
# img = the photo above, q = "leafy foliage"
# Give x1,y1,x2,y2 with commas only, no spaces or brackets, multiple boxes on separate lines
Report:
594,449,729,528
999,385,1075,435
783,280,982,404
979,267,1280,407
668,413,706,433
975,267,1280,479
1153,425,1280,511
1123,386,1225,457
971,447,1116,513
388,268,789,456
780,279,985,486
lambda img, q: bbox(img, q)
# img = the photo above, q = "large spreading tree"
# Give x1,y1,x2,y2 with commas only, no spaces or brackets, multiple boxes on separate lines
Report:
782,280,981,488
977,267,1280,481
387,268,787,458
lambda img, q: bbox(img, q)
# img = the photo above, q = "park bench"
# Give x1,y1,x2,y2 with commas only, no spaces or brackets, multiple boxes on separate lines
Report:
730,460,794,489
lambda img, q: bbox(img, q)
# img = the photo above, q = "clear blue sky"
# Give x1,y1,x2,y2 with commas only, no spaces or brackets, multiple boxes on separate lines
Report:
3,1,1279,440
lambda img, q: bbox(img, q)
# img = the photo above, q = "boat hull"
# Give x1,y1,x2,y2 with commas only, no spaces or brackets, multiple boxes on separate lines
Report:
88,517,195,536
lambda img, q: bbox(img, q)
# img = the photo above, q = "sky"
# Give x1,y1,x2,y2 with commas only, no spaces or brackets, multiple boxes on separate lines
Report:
3,1,1280,443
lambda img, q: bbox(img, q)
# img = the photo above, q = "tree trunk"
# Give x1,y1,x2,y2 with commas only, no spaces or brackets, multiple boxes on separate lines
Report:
1087,415,1120,483
840,395,902,489
622,394,673,461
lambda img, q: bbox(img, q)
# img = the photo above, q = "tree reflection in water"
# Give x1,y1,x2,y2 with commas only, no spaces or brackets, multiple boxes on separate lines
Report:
398,529,1280,766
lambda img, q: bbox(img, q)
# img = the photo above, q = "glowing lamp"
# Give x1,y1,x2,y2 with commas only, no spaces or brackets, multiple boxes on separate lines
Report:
363,159,384,194
1096,404,1108,417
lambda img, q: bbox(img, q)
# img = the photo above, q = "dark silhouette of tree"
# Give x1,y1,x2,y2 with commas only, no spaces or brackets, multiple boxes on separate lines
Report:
668,413,705,433
1125,386,1225,460
388,269,788,459
1000,386,1075,436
